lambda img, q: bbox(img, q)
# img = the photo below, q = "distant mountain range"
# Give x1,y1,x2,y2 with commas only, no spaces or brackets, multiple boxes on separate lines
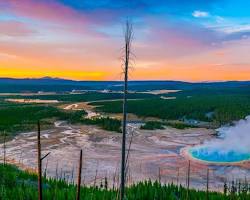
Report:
1,77,250,93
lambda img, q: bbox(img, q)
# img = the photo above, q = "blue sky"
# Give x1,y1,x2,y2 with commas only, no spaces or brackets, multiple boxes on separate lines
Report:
0,0,250,81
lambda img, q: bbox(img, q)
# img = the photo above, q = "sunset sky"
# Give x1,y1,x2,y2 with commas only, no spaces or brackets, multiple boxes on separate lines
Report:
0,0,250,81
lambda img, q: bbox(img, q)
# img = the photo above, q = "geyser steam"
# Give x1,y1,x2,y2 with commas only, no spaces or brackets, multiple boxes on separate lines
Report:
189,116,250,163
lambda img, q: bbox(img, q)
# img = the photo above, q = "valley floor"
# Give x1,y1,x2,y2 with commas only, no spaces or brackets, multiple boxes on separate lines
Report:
1,122,250,192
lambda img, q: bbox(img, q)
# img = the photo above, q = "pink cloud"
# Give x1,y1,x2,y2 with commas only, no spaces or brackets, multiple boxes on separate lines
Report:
133,17,220,61
5,0,119,37
8,0,88,24
0,20,35,36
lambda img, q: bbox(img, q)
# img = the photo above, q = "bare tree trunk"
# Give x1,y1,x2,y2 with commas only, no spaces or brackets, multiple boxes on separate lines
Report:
76,149,83,200
124,130,134,182
186,160,190,200
206,168,209,200
93,168,98,188
158,167,161,183
71,166,75,184
19,150,23,165
3,131,6,165
37,121,42,200
44,157,49,178
120,20,133,200
177,167,180,186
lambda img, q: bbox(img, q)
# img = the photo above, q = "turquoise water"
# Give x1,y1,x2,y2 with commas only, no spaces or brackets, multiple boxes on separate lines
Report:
189,147,250,163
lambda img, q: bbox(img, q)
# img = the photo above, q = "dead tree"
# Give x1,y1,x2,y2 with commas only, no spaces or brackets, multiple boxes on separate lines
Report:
71,166,75,184
3,131,6,165
158,167,161,183
37,121,42,200
76,149,83,200
37,121,50,200
186,160,191,200
124,129,134,183
93,169,98,188
177,167,180,186
206,168,209,200
120,19,133,200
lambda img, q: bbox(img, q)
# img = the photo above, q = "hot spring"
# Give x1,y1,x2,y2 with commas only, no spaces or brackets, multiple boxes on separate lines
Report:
189,147,250,163
188,116,250,163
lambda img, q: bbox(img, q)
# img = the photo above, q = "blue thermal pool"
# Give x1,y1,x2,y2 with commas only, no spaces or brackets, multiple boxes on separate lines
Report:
188,147,250,163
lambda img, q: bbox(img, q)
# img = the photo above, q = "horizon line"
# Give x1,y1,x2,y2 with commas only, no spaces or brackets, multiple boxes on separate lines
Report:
1,76,250,83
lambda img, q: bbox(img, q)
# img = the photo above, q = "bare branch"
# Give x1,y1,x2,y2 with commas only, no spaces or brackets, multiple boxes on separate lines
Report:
41,152,51,161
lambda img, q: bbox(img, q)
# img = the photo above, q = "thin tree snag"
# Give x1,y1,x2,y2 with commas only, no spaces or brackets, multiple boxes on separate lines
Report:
76,149,83,200
37,121,42,200
158,167,161,183
177,167,180,186
124,130,134,182
3,131,6,165
186,160,191,200
207,168,210,200
120,19,133,200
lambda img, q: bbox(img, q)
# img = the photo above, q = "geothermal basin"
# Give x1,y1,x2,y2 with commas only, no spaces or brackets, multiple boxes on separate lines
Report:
189,147,250,163
2,113,250,191
187,116,250,164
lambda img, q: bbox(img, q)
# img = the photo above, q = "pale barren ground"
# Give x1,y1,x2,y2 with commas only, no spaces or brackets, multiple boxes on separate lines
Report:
136,90,181,95
5,98,59,103
1,121,250,191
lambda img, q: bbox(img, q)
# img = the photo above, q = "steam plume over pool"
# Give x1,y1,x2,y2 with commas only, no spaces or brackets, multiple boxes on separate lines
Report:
188,116,250,163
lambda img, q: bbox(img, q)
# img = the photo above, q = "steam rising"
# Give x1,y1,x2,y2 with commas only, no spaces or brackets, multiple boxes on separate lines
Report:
189,116,250,163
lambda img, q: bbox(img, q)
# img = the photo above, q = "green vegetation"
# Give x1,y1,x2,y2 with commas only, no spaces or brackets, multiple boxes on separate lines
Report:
64,110,121,132
0,91,153,135
141,121,165,130
0,100,121,138
81,117,121,132
0,92,152,137
0,103,80,135
1,92,155,103
2,88,250,136
165,122,197,129
92,94,250,126
2,163,249,200
141,121,197,130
